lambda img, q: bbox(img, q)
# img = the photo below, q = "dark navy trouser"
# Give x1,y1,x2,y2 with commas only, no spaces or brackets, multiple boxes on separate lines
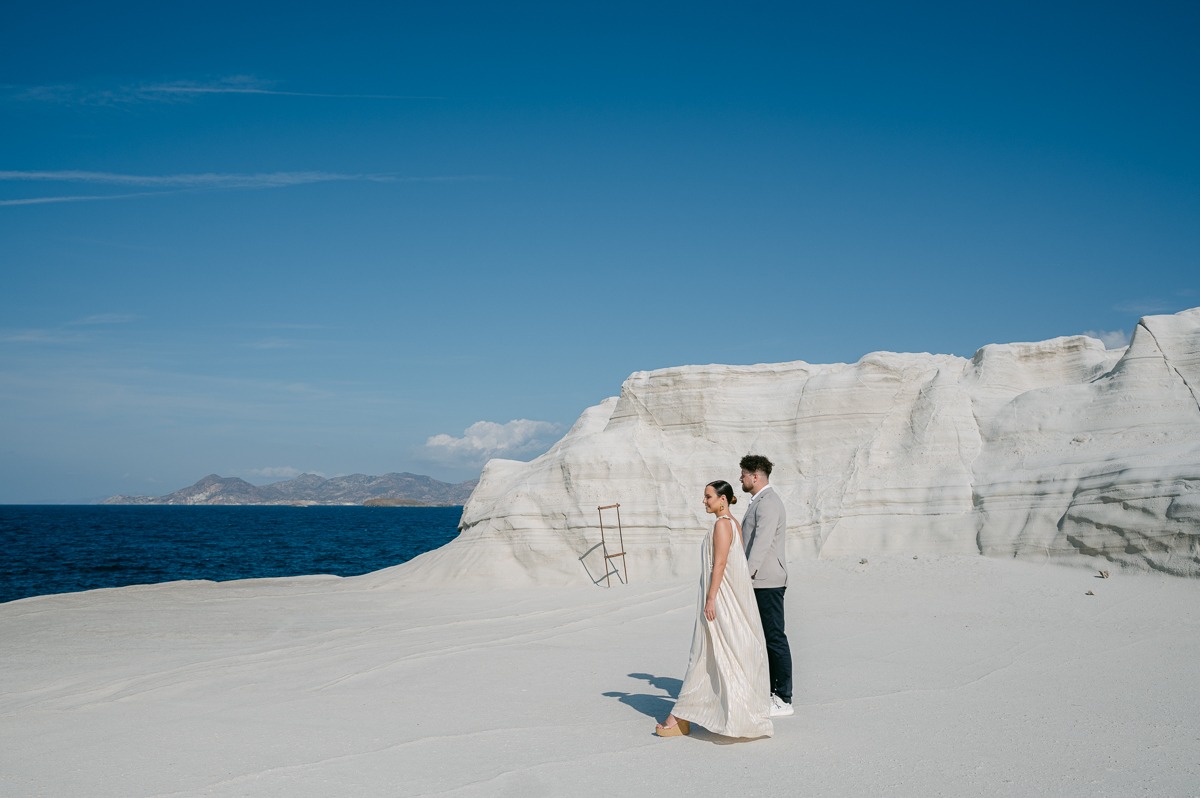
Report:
754,586,792,703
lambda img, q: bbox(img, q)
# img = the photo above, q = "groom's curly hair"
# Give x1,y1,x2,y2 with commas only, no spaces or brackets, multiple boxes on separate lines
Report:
739,454,773,477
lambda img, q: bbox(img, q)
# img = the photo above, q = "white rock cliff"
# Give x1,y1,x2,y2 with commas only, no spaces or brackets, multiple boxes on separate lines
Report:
401,309,1200,585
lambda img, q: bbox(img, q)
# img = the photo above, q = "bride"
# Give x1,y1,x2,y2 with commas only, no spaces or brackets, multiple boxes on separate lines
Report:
655,479,773,739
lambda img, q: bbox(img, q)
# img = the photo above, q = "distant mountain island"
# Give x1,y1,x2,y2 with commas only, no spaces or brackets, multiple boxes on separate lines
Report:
104,472,478,507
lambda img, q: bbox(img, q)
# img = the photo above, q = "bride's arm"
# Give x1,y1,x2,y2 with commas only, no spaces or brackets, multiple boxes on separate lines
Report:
705,518,733,621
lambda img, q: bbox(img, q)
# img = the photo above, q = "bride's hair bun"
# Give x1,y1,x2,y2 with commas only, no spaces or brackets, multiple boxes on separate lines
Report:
707,479,737,506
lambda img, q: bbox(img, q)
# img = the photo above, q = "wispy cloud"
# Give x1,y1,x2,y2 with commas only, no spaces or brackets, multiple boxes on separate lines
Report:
7,76,439,106
424,419,565,468
241,322,333,331
1,169,396,187
139,78,438,101
0,191,174,207
68,313,139,326
246,338,299,350
0,328,86,344
0,170,482,207
2,313,137,344
1083,329,1130,349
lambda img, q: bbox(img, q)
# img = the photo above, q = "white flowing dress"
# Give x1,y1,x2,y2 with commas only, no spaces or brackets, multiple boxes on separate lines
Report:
671,515,773,738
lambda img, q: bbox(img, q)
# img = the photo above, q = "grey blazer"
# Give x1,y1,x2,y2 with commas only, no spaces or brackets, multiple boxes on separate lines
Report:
742,485,788,588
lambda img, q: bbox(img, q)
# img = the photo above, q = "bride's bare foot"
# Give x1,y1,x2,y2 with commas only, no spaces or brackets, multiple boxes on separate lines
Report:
656,713,679,730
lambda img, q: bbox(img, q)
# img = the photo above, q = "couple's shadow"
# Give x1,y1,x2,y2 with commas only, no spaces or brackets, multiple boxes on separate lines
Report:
602,672,679,720
603,673,738,743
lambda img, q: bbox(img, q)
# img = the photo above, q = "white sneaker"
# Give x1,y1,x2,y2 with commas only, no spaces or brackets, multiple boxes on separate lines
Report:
769,694,794,717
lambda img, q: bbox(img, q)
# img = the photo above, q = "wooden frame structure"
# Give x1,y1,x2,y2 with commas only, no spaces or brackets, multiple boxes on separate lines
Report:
597,503,628,586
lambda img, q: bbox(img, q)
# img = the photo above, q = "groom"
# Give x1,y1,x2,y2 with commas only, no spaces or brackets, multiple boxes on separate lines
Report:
740,454,794,717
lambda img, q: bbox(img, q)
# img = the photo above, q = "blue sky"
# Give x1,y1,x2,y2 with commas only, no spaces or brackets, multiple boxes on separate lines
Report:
2,1,1197,502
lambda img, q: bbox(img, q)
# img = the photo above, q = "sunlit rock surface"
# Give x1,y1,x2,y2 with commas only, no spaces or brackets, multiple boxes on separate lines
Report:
399,309,1200,585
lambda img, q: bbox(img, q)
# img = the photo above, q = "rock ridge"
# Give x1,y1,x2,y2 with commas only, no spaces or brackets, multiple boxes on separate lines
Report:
396,308,1200,585
105,472,476,506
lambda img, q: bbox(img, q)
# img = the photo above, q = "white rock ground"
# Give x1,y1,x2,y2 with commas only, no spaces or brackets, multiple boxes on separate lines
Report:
3,555,1197,797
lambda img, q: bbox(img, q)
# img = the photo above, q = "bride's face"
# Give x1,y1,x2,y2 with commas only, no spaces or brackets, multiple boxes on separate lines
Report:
703,485,721,514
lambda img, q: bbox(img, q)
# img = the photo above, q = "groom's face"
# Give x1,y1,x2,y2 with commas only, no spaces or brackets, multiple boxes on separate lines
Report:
740,468,756,493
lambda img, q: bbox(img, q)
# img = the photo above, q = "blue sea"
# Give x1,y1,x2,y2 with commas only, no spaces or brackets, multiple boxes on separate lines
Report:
0,505,462,604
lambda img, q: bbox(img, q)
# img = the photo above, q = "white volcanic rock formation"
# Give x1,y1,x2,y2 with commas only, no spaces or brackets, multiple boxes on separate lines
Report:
400,309,1200,585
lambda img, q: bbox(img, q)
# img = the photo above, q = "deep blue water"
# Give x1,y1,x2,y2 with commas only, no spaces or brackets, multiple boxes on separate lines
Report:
0,505,462,604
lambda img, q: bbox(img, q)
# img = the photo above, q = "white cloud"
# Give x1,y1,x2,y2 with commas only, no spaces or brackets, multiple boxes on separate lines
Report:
0,170,486,207
68,313,138,326
243,322,331,331
1084,329,1130,349
0,328,86,344
0,191,168,207
7,76,439,106
0,169,395,188
134,78,436,101
246,338,298,350
1,315,136,343
424,419,565,467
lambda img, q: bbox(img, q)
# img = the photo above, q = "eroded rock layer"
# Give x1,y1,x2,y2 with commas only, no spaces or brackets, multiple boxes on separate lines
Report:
399,309,1200,585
